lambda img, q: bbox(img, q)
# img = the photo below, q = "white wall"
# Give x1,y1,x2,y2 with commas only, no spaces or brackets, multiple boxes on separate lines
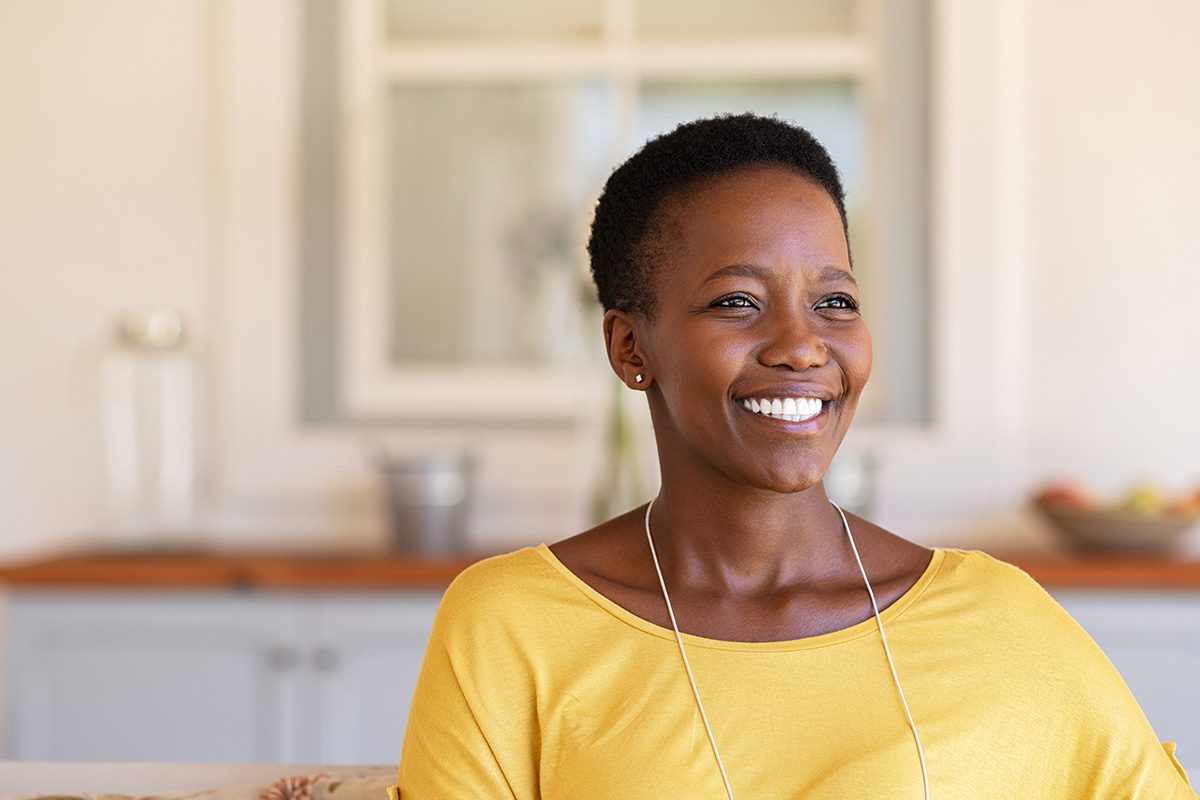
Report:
864,0,1200,554
0,0,212,557
1,0,1198,559
1023,0,1200,497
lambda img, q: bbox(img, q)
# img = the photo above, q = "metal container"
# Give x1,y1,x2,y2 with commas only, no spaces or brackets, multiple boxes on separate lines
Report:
379,450,474,554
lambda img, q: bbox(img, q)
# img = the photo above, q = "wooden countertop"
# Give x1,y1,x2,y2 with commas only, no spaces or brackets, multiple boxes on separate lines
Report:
998,553,1200,589
2,549,1200,591
0,550,485,590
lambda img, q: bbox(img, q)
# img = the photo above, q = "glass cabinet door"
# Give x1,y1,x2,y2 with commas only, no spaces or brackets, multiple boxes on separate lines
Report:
385,82,612,369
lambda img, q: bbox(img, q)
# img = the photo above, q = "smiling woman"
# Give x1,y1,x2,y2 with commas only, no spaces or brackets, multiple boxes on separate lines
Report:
618,163,871,497
391,115,1196,799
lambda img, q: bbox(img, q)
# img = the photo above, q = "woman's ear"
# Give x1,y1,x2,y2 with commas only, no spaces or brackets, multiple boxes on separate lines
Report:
603,308,651,389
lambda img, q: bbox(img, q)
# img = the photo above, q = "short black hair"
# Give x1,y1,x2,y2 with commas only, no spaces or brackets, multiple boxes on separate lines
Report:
587,113,848,320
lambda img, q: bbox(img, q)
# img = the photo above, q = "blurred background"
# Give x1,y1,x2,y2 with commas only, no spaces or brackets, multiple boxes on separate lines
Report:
0,0,1198,770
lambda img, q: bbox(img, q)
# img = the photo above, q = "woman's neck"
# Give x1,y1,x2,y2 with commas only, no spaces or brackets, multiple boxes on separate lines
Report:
647,478,855,595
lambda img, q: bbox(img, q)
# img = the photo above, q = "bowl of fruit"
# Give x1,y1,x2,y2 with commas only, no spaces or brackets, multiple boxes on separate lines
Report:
1033,482,1200,554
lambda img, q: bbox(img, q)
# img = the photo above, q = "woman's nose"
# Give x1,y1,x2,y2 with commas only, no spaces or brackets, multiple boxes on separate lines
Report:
757,311,828,371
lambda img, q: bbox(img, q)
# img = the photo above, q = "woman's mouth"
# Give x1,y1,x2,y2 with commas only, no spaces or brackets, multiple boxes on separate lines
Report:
739,396,821,421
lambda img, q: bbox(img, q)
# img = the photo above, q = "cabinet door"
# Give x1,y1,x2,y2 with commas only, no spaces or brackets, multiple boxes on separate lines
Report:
307,594,442,764
5,592,305,762
1053,590,1200,759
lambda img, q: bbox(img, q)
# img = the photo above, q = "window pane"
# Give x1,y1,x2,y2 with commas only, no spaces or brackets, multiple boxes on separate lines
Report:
386,83,613,366
637,0,859,41
385,0,604,43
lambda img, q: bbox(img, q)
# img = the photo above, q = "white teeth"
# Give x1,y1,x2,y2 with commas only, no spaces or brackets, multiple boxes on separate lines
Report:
739,397,825,421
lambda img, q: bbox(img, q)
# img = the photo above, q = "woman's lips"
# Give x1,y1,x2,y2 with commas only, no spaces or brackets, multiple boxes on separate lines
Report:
734,398,832,435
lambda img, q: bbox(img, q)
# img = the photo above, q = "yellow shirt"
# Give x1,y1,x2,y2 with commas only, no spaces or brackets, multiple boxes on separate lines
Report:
394,545,1195,798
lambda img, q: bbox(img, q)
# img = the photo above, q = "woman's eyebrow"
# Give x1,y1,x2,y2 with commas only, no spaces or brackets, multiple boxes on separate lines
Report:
817,265,857,286
700,263,857,286
700,262,769,286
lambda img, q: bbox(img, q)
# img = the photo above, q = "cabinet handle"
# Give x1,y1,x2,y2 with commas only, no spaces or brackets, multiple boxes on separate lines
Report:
266,644,300,672
312,645,340,673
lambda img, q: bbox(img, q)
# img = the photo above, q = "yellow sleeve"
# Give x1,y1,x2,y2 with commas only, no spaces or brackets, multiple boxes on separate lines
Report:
395,563,538,799
1068,657,1199,799
1162,742,1194,787
990,556,1198,798
395,627,517,797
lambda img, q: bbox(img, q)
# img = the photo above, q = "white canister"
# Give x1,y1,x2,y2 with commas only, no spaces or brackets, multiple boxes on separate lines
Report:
99,309,197,546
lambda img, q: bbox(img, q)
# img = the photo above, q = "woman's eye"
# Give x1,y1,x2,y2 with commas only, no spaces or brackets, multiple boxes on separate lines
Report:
711,294,757,309
817,294,860,311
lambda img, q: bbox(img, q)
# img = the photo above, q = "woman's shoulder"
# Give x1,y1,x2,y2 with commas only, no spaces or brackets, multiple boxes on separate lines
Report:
921,547,1110,657
425,545,583,661
900,545,1086,639
932,545,1051,596
439,545,562,613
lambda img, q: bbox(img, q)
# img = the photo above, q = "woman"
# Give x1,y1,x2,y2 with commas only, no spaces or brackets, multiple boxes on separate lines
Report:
393,114,1195,798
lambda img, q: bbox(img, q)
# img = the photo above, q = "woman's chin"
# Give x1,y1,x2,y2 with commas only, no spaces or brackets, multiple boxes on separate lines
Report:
739,464,831,495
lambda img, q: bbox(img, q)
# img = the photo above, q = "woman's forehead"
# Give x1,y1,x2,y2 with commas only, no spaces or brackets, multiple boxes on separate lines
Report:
661,168,849,269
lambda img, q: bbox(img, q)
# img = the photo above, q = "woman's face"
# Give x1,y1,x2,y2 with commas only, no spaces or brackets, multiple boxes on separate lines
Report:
629,165,871,493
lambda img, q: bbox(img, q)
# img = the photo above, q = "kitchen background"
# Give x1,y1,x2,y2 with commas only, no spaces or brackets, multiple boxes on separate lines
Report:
1,0,1198,768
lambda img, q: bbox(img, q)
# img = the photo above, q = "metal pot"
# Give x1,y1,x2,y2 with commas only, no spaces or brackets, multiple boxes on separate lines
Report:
378,450,475,554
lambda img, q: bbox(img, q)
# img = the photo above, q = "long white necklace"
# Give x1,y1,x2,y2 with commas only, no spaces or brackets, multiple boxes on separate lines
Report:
643,498,930,800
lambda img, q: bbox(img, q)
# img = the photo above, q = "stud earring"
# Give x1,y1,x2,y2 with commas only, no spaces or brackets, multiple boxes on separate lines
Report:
634,373,644,384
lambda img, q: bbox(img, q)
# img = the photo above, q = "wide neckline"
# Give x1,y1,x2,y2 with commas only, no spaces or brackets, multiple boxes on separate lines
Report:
534,543,947,652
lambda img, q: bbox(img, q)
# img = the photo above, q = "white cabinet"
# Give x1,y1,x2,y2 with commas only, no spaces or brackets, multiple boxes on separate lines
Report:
1052,590,1200,760
309,598,441,764
2,591,442,763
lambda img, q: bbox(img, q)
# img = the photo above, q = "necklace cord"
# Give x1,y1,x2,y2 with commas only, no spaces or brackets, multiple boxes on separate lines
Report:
832,502,931,800
643,498,931,800
644,501,737,800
